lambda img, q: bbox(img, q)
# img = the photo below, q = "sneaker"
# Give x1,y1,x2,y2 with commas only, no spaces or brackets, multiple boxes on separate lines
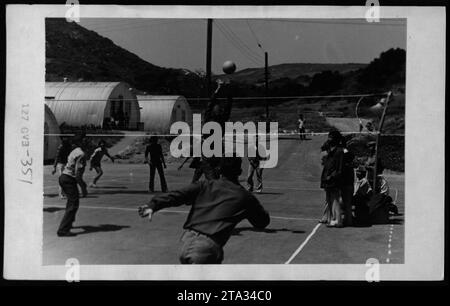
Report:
255,189,263,193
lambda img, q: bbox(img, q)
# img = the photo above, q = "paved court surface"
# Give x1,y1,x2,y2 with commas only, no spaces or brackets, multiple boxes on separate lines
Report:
43,136,404,265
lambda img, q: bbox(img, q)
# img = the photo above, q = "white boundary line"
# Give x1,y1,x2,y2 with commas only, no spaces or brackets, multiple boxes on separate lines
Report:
284,223,322,264
43,204,318,222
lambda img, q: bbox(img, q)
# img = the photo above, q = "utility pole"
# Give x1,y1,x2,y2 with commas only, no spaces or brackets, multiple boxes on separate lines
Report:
264,51,269,122
206,19,213,98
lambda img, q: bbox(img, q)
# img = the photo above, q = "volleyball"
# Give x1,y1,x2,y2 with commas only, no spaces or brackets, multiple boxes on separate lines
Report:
223,60,237,74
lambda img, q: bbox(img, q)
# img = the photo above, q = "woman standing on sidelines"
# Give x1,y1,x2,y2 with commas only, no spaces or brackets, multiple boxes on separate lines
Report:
89,140,115,188
320,130,345,228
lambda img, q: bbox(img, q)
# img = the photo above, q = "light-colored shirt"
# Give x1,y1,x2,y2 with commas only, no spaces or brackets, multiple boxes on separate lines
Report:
63,147,86,178
298,119,304,129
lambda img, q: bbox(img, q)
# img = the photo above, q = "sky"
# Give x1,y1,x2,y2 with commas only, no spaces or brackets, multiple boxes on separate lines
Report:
79,18,406,74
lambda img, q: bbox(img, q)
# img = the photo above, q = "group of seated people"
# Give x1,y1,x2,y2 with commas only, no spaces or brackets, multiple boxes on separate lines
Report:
320,131,399,227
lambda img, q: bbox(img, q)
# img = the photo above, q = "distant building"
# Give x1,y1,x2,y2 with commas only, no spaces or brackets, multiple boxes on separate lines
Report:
137,95,192,134
44,104,61,162
45,82,141,130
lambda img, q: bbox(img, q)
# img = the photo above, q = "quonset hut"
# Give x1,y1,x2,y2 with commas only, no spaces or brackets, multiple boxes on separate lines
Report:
45,82,141,130
44,104,61,162
137,95,192,134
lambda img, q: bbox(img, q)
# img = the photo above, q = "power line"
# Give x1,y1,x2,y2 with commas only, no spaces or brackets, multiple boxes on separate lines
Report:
257,18,406,27
246,20,264,50
214,22,262,66
214,22,262,65
214,21,262,64
219,21,263,60
45,92,389,102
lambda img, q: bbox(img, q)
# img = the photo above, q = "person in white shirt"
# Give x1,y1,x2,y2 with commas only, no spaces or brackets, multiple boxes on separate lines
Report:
57,132,87,237
298,114,306,140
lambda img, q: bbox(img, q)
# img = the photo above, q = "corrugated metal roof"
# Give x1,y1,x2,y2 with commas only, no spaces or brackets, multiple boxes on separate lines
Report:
45,82,129,127
137,95,191,133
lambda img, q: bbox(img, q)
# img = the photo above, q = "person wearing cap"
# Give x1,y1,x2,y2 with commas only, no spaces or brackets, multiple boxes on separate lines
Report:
138,157,270,264
57,132,87,237
320,130,345,227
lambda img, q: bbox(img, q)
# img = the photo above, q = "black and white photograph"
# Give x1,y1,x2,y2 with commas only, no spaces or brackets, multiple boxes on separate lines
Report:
3,4,445,281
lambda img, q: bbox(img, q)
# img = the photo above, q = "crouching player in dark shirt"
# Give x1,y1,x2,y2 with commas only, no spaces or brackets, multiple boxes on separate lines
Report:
138,157,270,264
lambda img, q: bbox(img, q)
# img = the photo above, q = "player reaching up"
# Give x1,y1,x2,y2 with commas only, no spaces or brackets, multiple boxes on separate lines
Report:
200,78,234,180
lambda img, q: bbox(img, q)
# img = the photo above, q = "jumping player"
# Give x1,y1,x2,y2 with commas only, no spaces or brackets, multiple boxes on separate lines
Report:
138,157,270,264
89,140,115,188
200,79,234,180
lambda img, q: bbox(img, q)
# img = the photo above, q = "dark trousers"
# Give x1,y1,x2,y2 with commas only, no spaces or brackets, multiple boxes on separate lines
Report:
247,163,263,191
76,168,87,197
149,163,167,192
299,127,306,140
179,230,224,264
58,174,80,234
191,167,203,183
341,185,354,226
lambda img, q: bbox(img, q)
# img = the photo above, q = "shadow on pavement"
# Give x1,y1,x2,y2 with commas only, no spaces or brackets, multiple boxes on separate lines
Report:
232,227,305,235
91,190,152,195
44,207,65,213
252,192,283,195
72,224,130,235
91,186,128,189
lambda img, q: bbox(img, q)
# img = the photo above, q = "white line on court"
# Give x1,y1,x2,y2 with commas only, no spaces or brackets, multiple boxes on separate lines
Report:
284,223,321,264
43,204,318,222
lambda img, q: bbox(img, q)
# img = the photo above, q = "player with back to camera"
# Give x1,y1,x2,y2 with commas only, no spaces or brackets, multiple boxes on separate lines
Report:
57,131,87,237
138,157,270,264
145,136,168,193
89,140,115,188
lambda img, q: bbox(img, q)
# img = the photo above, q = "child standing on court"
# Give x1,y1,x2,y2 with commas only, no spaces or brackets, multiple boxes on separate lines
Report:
89,140,115,188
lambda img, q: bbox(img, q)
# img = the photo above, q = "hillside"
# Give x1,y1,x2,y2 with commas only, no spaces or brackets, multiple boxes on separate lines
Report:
46,19,368,98
223,63,367,85
46,18,204,97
